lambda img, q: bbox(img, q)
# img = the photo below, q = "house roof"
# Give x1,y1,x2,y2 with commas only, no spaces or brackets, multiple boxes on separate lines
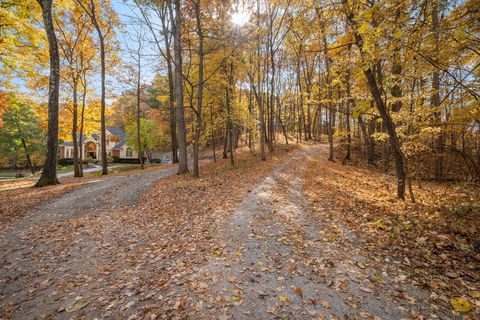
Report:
107,126,126,149
60,135,87,147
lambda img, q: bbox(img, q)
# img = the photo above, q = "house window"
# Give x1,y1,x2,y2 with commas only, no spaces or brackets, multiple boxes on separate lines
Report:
126,148,132,157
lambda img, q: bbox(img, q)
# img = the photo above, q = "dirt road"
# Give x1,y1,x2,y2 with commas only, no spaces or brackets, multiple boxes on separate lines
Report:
0,148,455,319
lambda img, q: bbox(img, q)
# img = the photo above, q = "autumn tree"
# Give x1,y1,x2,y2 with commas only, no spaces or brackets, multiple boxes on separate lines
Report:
56,4,94,177
76,0,119,175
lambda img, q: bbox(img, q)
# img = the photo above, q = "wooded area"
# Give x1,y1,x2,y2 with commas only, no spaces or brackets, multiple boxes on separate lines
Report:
0,0,479,318
1,0,479,192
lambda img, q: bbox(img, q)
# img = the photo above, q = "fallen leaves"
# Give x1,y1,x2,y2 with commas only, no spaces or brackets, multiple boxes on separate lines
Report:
294,287,303,298
0,180,82,229
303,145,480,316
65,296,89,312
320,299,331,309
173,298,186,311
450,297,473,313
360,287,373,294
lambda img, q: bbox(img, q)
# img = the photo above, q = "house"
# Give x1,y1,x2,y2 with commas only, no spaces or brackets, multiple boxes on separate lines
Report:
59,126,139,160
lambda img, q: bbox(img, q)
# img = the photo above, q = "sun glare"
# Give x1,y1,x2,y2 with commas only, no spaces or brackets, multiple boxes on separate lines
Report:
231,10,250,27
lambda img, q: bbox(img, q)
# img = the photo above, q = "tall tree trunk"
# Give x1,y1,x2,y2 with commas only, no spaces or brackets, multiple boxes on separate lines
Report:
193,0,204,178
323,36,334,161
226,61,235,166
136,56,144,169
167,61,178,163
78,79,86,176
256,1,266,161
432,1,443,180
345,71,352,161
268,45,275,153
364,68,406,199
159,7,178,164
72,79,81,177
36,0,59,187
98,34,107,175
172,0,188,174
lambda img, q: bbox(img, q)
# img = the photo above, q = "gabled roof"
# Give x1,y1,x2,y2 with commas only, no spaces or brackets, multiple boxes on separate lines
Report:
106,126,126,149
60,135,87,147
60,127,127,148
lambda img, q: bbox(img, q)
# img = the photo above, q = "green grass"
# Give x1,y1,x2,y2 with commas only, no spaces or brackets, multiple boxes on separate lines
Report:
56,166,75,174
0,172,20,178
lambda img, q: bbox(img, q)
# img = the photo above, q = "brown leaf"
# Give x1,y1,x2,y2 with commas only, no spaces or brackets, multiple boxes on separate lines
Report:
320,300,331,309
294,287,303,298
66,296,89,312
360,287,373,293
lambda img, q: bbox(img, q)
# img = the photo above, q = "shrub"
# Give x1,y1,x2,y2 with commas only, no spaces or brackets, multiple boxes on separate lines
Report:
57,158,74,166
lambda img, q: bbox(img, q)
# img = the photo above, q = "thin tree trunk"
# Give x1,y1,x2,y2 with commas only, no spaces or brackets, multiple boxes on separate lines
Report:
193,0,204,178
345,3,406,199
345,70,352,161
223,121,228,159
323,36,334,161
78,74,87,177
77,0,109,175
72,79,81,177
136,55,144,169
226,61,235,166
268,44,275,153
364,68,406,199
432,1,443,180
210,104,216,162
21,138,35,174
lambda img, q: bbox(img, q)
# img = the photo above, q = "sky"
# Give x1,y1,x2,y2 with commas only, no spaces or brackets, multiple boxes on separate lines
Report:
110,0,162,96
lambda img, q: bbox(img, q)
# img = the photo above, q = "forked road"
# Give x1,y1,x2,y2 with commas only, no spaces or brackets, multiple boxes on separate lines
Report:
0,149,450,319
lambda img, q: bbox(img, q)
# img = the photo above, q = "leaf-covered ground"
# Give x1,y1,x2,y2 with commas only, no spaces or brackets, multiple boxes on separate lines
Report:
303,146,480,318
0,179,82,229
0,144,478,319
0,163,174,230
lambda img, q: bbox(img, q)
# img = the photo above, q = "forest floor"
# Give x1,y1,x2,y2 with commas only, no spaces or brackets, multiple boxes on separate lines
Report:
0,144,478,319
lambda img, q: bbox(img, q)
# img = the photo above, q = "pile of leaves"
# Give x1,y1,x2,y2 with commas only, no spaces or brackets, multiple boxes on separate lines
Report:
303,146,479,317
